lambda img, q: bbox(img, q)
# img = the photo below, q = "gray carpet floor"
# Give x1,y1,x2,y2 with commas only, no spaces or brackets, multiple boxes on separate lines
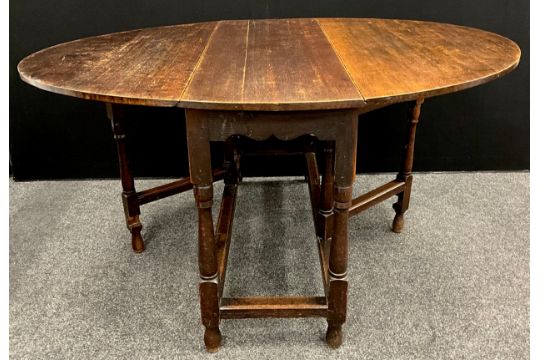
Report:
9,173,529,359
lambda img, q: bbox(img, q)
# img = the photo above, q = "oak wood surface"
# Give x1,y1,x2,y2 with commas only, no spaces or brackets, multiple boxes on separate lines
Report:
18,18,520,110
18,22,217,106
181,19,363,110
318,18,521,104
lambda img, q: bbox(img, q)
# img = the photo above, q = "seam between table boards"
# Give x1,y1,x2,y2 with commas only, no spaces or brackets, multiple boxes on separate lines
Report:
315,18,366,103
177,21,221,104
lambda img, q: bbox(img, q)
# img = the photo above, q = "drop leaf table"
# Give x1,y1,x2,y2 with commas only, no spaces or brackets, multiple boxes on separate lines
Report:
18,18,520,352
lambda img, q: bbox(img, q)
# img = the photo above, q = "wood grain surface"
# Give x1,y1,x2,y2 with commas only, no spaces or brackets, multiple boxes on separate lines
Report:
18,18,521,110
181,19,363,110
318,18,521,104
18,22,217,106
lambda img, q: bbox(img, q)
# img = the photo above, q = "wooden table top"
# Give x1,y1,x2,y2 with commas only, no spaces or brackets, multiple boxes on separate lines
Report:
18,18,520,111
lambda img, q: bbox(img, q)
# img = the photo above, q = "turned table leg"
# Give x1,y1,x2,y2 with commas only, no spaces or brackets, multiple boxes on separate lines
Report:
317,141,335,242
392,98,424,233
106,103,144,253
326,116,357,348
186,112,221,352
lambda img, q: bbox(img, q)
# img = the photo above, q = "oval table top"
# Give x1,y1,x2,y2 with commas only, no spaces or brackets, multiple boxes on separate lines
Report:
18,18,520,111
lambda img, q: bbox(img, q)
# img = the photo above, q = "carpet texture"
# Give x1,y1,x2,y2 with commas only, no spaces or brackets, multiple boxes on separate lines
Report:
9,173,529,359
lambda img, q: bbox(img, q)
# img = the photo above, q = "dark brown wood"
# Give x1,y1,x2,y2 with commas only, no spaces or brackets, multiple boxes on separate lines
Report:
216,139,239,298
325,114,357,349
220,296,327,319
201,109,364,142
236,135,315,156
18,19,520,110
136,169,226,205
310,142,333,299
305,149,321,225
106,103,228,253
317,235,330,298
106,103,144,253
137,178,192,205
317,142,335,242
104,102,318,262
349,180,406,217
216,185,237,298
393,98,423,233
185,108,360,350
185,111,221,353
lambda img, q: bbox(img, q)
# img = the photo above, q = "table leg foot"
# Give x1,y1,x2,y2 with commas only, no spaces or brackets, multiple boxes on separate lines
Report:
391,203,405,233
204,326,222,353
128,217,145,253
326,324,343,349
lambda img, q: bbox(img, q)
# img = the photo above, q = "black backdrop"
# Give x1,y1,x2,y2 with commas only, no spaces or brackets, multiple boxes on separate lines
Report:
10,1,529,180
